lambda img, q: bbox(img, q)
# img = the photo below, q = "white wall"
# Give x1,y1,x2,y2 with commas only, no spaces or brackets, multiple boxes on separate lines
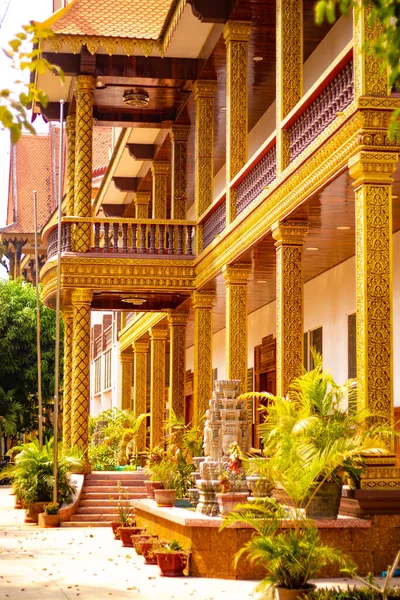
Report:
187,230,400,406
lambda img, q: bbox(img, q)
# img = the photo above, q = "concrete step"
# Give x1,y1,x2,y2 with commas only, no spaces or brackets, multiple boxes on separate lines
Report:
86,471,146,480
69,513,118,522
61,521,111,528
77,506,119,515
84,480,146,488
81,491,145,500
80,498,142,508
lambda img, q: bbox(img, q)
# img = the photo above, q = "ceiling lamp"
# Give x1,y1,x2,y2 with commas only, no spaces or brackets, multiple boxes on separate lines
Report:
123,88,150,108
121,297,147,306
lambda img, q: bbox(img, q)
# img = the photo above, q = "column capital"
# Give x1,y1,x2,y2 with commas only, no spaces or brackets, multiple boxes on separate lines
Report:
62,305,74,322
71,288,93,306
170,124,190,142
222,263,252,284
168,311,189,326
134,192,151,206
348,152,398,188
192,290,216,309
223,20,252,44
75,74,95,94
193,80,217,100
120,351,133,363
151,161,169,176
149,326,168,341
272,220,308,247
133,340,149,353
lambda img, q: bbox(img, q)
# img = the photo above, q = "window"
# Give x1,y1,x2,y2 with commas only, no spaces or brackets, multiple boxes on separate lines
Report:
212,368,218,390
103,349,112,390
304,327,323,371
94,357,101,395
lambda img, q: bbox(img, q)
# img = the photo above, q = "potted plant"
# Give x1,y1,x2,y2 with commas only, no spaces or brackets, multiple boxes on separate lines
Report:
144,446,165,498
39,502,60,527
152,460,178,507
153,540,190,577
244,456,275,499
216,442,248,516
141,536,159,564
111,481,134,539
134,533,158,556
3,438,77,523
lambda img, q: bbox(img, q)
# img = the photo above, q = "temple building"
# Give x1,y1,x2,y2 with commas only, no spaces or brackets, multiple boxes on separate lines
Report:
34,0,400,488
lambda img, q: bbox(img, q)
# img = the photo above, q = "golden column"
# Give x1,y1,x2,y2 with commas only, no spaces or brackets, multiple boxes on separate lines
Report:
149,326,168,448
272,221,308,396
133,340,149,452
276,0,302,174
120,352,133,411
134,192,151,219
170,125,190,220
151,162,169,219
65,114,76,217
168,312,189,423
62,306,73,449
348,152,398,433
192,291,215,424
224,21,252,224
353,6,388,98
74,75,95,252
223,264,252,393
193,81,217,221
71,288,93,451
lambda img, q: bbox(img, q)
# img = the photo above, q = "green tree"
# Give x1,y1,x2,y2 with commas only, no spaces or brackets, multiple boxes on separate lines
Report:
0,279,62,448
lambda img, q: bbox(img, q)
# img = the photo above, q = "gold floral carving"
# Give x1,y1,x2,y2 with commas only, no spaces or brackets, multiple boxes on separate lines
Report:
133,340,149,452
349,152,397,440
168,312,189,426
134,193,151,219
223,264,251,393
353,6,389,98
224,21,252,224
193,81,217,219
71,288,93,451
192,291,215,425
360,468,400,489
65,115,75,218
170,125,190,220
272,221,307,396
62,306,73,450
151,162,169,220
74,75,95,253
149,327,168,448
120,352,133,411
276,0,302,174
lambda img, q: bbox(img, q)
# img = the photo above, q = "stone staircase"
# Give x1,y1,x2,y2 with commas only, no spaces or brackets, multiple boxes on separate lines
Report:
62,471,147,527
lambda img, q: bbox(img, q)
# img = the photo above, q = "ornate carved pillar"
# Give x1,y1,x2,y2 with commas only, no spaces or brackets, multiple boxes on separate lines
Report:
71,288,93,451
13,239,26,278
223,264,252,393
170,125,190,220
349,152,398,437
149,326,168,448
353,6,388,98
133,340,149,452
193,81,217,222
168,312,189,424
134,192,151,219
224,21,252,224
120,352,133,411
272,221,308,396
65,114,76,217
62,306,74,449
192,291,215,425
151,162,169,219
74,75,95,252
276,0,302,174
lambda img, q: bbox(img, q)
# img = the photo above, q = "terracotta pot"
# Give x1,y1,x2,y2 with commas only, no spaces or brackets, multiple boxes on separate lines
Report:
154,489,176,507
155,552,188,577
145,481,163,499
14,499,24,510
111,521,121,539
305,482,342,520
27,501,47,523
133,534,152,555
276,584,316,600
216,492,248,516
142,540,157,564
39,513,60,527
119,526,141,547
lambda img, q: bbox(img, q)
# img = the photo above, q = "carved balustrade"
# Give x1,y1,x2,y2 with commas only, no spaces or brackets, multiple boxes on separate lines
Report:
287,59,354,161
235,145,277,216
202,199,226,250
46,218,196,259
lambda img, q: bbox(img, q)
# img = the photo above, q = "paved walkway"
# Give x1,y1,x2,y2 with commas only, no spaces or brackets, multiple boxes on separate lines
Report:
0,486,375,600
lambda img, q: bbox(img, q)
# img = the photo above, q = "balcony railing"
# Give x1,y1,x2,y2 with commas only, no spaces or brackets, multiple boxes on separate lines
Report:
202,199,226,250
46,218,196,260
236,144,276,216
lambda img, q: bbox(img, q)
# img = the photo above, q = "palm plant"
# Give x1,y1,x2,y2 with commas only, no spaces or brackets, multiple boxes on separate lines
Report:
4,437,77,505
165,409,205,458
